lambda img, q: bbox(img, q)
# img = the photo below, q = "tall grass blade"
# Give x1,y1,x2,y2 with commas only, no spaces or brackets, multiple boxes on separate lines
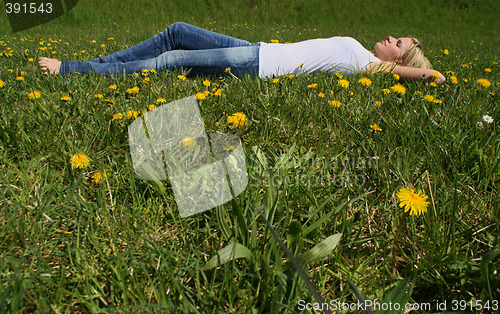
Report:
297,233,342,265
202,242,252,271
256,206,331,314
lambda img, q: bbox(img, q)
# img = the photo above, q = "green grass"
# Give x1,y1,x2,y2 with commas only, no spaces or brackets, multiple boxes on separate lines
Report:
1,0,499,312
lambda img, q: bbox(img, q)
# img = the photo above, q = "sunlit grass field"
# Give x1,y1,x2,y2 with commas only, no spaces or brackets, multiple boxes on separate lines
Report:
1,0,499,312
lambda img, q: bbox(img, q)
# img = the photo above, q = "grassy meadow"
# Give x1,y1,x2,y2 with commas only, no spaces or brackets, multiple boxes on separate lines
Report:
0,0,499,312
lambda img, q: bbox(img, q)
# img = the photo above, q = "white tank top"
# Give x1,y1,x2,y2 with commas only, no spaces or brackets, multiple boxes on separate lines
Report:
258,37,380,78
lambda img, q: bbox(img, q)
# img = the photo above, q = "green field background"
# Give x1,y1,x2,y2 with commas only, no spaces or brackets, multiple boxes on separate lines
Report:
3,0,500,40
1,0,499,312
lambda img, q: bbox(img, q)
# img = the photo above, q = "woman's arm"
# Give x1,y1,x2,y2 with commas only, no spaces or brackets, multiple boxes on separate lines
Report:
390,64,446,84
366,62,446,84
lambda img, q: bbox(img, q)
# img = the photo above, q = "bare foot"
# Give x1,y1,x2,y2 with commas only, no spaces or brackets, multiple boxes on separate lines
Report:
38,57,61,75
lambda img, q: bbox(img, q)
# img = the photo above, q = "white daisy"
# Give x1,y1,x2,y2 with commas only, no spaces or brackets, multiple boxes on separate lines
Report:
483,115,494,123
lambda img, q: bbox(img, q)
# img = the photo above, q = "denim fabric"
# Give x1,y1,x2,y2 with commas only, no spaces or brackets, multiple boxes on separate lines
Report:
60,22,260,77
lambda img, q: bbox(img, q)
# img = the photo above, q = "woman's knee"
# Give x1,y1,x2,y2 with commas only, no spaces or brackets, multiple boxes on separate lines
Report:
166,22,190,32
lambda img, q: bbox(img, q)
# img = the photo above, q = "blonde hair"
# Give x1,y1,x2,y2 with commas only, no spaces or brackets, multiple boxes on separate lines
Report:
400,38,432,69
366,38,433,74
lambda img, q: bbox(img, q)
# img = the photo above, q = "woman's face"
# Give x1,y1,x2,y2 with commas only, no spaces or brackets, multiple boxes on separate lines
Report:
374,36,413,62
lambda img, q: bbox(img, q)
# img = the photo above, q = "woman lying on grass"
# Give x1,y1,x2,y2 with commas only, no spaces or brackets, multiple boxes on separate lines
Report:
39,22,446,83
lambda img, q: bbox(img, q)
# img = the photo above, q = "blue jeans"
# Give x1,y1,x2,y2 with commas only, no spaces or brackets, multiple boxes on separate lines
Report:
60,22,260,77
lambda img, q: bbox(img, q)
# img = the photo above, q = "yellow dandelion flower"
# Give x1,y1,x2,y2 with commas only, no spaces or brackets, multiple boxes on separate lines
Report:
273,78,280,84
112,113,123,121
203,79,211,87
396,187,430,216
16,76,24,81
270,39,279,43
91,171,108,184
195,92,207,101
104,99,115,105
109,84,117,90
443,49,449,55
450,76,458,84
28,91,41,99
70,153,90,169
227,112,248,127
233,112,248,126
224,67,231,73
430,72,440,79
126,110,139,119
374,101,381,106
156,97,166,104
392,74,400,81
390,84,406,95
20,71,27,76
288,74,295,79
370,124,382,132
227,115,236,126
335,72,343,79
433,99,443,104
430,82,438,87
423,95,435,102
95,93,103,99
0,80,4,88
307,83,318,89
358,77,372,86
182,137,197,149
484,68,492,73
142,77,150,84
318,92,326,98
60,95,71,101
28,57,34,62
148,104,157,111
126,86,140,94
338,79,350,88
477,79,491,88
178,75,187,80
329,100,341,107
213,89,222,96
